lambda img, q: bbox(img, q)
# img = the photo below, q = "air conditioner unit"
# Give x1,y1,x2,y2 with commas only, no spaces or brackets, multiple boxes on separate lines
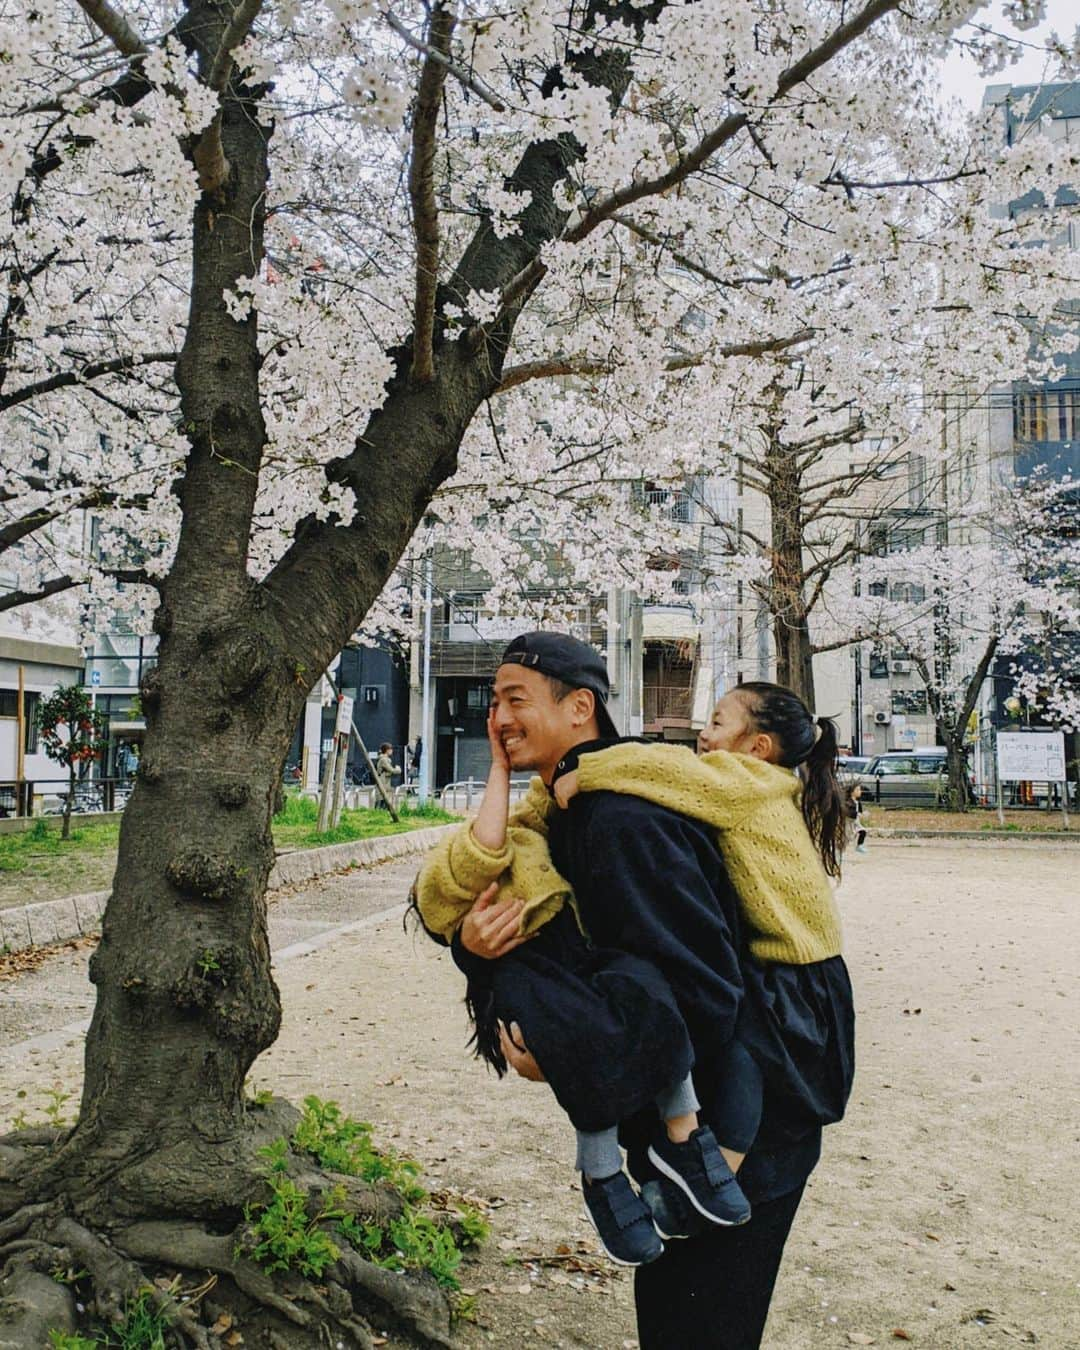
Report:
892,660,912,675
874,711,891,726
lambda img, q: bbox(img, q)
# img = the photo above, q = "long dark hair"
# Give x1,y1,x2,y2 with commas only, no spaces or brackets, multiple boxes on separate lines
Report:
736,681,846,878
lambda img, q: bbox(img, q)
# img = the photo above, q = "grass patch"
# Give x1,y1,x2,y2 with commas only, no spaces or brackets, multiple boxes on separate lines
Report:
875,807,1073,833
0,794,456,909
271,794,457,849
0,819,121,875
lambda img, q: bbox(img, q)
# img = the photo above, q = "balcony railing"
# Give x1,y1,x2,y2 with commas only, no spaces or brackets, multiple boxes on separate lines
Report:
645,489,693,522
643,683,693,722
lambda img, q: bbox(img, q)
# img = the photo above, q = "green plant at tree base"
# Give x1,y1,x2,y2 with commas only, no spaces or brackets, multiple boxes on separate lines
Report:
47,1287,171,1349
241,1166,344,1277
243,1099,489,1294
293,1095,426,1202
48,1333,98,1350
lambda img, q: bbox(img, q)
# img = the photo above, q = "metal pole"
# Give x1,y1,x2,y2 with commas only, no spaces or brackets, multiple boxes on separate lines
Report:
419,555,433,805
317,735,338,833
15,665,25,817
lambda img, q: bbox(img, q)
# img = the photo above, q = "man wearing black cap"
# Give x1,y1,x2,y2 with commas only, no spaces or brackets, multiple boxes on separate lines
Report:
449,630,824,1349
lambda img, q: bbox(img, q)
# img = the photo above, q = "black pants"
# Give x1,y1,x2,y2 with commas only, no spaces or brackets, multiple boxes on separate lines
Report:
635,1182,806,1349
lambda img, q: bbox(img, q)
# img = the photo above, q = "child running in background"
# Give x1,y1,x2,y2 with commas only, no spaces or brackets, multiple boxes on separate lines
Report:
845,783,869,853
414,681,853,1264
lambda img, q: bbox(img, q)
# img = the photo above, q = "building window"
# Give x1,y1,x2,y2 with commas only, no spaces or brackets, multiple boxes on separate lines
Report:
0,690,41,751
1013,386,1080,443
891,688,928,715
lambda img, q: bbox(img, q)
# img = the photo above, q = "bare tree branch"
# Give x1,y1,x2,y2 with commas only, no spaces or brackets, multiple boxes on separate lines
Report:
384,8,506,112
495,330,814,393
482,0,902,329
409,3,455,384
0,574,78,614
0,351,180,413
74,0,148,57
610,214,731,288
192,0,266,194
207,0,264,93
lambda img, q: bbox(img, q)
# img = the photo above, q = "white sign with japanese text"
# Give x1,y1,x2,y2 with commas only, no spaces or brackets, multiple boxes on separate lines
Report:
996,731,1066,782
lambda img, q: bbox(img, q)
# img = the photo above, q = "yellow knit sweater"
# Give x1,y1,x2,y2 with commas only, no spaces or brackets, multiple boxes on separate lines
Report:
414,744,842,965
576,743,842,963
414,777,573,943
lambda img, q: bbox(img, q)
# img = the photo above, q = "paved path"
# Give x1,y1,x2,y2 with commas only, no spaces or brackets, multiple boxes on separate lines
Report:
0,856,420,1057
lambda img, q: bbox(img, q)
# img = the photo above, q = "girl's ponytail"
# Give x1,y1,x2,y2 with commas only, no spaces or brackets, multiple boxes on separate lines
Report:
737,682,847,878
799,715,846,879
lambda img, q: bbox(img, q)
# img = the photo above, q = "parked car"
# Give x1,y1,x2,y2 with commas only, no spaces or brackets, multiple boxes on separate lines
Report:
857,749,952,804
837,755,871,780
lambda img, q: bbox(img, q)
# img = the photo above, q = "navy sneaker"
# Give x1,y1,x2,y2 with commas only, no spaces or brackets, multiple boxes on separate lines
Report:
640,1176,707,1241
582,1172,664,1267
647,1126,751,1226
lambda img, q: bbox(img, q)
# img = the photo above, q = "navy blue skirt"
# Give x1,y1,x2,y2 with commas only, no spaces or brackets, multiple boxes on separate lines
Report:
733,953,856,1148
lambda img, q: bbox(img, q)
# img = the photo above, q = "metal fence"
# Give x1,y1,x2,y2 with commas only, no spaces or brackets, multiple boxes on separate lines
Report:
0,777,135,818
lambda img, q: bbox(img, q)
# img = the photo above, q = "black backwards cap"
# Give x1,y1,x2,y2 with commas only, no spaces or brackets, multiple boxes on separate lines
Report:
499,631,620,740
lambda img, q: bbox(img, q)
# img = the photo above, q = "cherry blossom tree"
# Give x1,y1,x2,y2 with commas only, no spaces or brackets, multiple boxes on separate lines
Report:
2,0,1079,1342
848,477,1080,805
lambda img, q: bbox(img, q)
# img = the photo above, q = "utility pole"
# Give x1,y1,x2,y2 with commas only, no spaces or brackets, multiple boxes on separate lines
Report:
419,555,433,805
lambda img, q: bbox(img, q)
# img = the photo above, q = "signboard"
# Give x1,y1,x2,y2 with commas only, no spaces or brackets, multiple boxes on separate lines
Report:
996,731,1066,782
90,670,101,685
897,727,918,747
335,695,354,735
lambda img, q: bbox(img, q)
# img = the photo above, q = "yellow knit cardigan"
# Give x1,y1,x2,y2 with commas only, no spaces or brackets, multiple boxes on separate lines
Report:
414,743,842,965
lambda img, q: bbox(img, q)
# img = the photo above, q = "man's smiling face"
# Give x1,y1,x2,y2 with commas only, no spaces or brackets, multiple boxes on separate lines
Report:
491,664,589,783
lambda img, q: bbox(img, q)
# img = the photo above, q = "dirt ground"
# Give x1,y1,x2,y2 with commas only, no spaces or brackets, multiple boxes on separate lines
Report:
2,839,1078,1349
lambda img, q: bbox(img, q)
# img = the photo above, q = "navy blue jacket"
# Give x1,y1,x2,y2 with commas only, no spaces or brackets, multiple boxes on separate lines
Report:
548,783,850,1201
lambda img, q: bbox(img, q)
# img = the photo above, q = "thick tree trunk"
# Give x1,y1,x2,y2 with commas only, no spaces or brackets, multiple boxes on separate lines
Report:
27,0,296,1223
766,431,816,707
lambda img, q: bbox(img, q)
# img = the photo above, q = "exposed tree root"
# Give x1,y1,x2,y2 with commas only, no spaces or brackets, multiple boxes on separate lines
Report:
0,1157,457,1348
0,1261,77,1350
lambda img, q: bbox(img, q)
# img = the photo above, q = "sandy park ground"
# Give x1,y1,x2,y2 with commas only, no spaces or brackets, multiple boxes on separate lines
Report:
2,839,1078,1348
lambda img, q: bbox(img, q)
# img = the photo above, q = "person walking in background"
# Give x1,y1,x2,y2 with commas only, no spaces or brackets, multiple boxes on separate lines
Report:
374,742,401,807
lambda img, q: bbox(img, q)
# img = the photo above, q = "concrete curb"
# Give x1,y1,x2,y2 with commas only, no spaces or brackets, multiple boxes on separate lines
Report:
0,823,457,957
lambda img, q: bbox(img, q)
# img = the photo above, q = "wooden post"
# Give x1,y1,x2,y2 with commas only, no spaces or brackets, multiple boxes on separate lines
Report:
321,670,399,822
996,776,1006,827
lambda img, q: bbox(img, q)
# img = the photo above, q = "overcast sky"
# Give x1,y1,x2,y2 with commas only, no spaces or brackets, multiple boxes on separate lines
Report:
939,1,1079,112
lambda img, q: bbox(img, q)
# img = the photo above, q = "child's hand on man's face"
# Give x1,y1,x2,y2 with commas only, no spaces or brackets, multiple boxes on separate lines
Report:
553,769,579,809
487,705,511,770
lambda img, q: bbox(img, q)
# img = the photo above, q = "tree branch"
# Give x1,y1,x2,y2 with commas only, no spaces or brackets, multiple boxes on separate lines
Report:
494,330,814,393
192,0,266,194
74,0,148,57
610,214,731,288
384,8,505,112
0,575,78,614
484,0,901,329
207,0,264,93
0,351,180,413
409,3,455,384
